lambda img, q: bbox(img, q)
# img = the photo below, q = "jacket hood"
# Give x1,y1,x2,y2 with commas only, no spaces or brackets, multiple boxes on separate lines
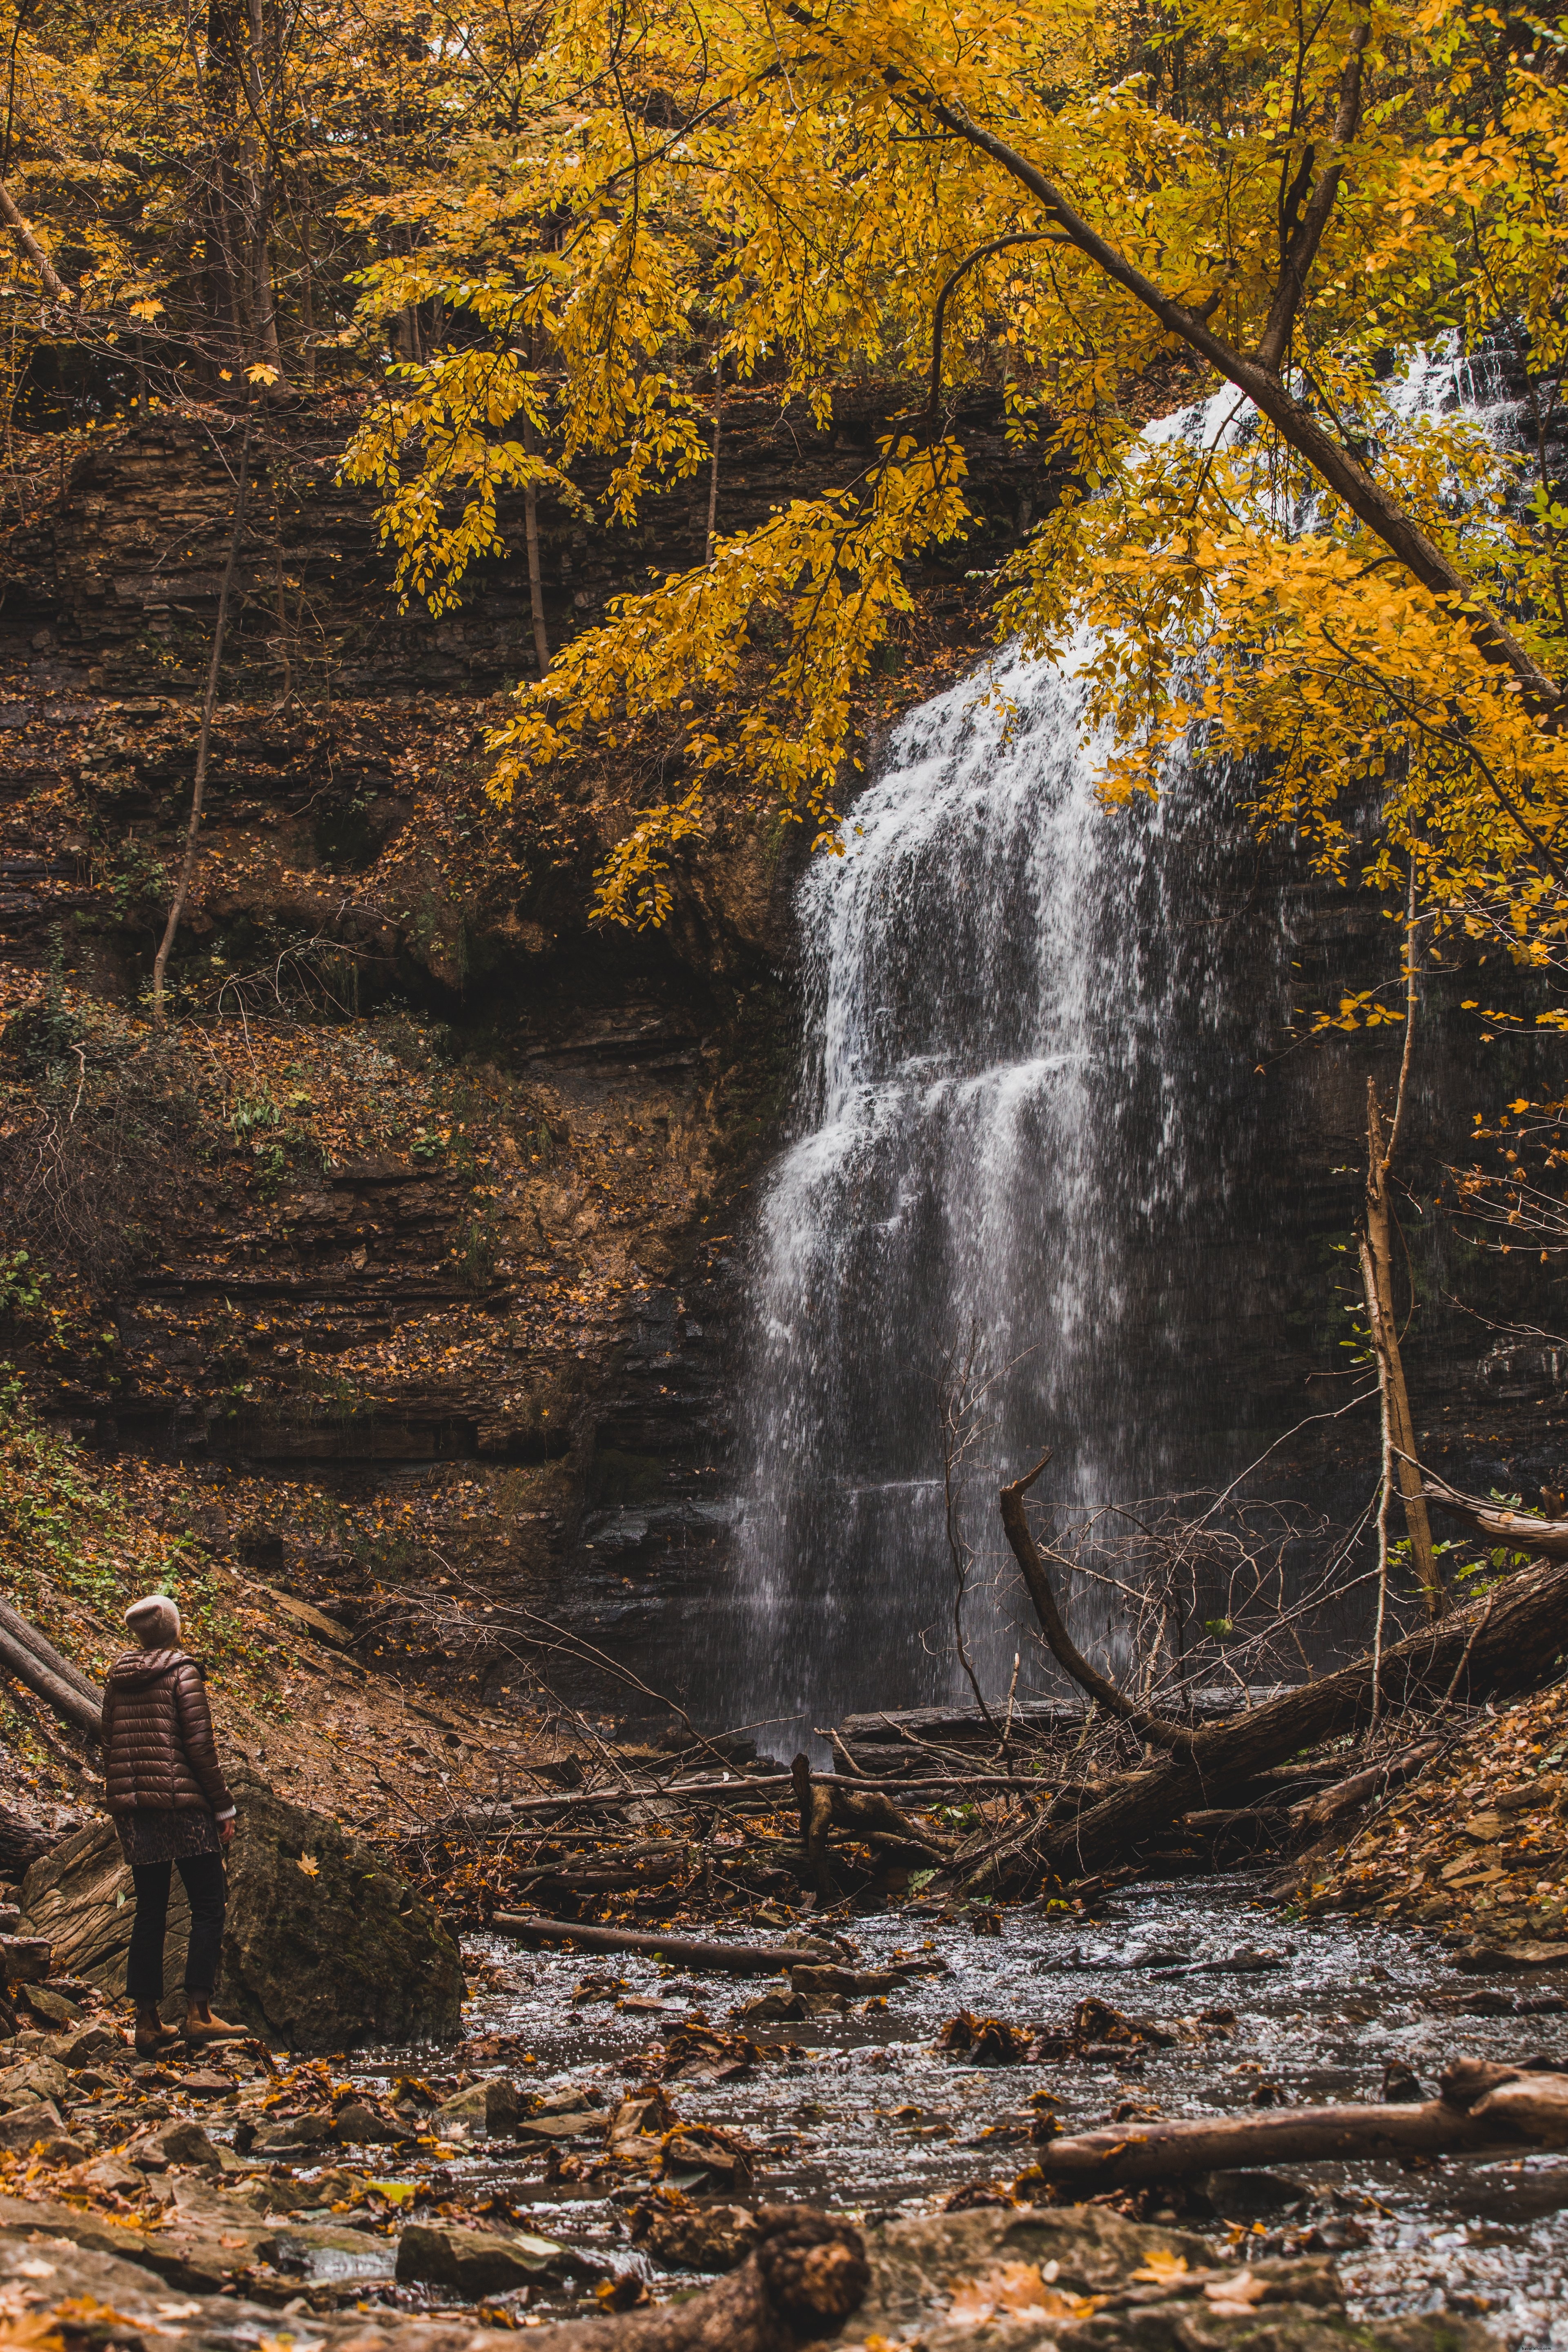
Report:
107,1646,192,1689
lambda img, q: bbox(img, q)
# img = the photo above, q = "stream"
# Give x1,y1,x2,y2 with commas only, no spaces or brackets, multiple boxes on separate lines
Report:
343,1873,1568,2346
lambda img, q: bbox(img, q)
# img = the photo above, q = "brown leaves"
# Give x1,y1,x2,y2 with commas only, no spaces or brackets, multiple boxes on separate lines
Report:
938,2012,1032,2065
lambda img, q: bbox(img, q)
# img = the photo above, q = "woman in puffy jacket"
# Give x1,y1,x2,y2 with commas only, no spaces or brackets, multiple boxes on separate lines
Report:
100,1594,243,2054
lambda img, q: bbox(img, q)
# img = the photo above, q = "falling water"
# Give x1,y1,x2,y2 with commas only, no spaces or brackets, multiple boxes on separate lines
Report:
707,357,1521,1754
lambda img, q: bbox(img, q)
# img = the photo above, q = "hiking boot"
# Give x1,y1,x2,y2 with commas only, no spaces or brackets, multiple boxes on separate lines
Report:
183,2006,247,2045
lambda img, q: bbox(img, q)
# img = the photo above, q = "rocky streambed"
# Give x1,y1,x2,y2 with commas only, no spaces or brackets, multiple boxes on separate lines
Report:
2,1873,1566,2348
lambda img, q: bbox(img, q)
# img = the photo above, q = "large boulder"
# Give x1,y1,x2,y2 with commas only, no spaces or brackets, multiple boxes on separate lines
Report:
19,1771,461,2049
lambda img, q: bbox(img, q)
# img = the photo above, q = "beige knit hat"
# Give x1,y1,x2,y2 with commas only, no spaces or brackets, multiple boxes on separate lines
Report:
125,1594,181,1648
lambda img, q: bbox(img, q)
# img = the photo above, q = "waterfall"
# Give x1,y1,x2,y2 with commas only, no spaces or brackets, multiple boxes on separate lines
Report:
706,356,1519,1756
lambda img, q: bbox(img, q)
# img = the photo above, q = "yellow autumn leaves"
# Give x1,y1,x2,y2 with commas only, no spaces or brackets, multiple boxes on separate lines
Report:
332,0,1568,946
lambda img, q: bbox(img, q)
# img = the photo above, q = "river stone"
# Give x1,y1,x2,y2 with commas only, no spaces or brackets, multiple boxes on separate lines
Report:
0,2100,65,2152
394,2220,584,2295
18,1771,462,2049
435,2080,519,2136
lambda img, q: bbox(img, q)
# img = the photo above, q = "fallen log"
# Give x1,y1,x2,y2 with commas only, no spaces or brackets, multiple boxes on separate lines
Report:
1289,1739,1443,1834
995,1458,1568,1887
0,1627,100,1740
486,2205,868,2350
499,1770,1036,1822
1422,1469,1568,1559
1030,2063,1568,2188
490,1913,833,1973
0,1600,100,1709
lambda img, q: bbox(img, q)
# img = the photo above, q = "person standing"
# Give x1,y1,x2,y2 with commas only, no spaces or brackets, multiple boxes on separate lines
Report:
100,1594,244,2055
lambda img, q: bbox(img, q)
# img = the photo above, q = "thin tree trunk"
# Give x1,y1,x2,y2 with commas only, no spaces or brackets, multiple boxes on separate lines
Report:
1362,1228,1394,1721
152,421,253,1016
523,330,550,677
1363,1077,1442,1614
705,356,723,563
0,174,67,300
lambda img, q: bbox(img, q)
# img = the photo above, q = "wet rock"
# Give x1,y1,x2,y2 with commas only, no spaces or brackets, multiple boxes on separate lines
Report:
0,2057,68,2108
0,2098,65,2151
242,2109,336,2157
1382,2058,1426,2103
1197,2170,1312,2221
54,2024,122,2065
660,2121,754,2194
394,2220,586,2296
333,2098,406,2145
607,2087,678,2158
434,2079,519,2136
20,1772,463,2050
1452,1937,1568,1971
131,2118,220,2169
512,2107,606,2143
19,1985,80,2027
254,2223,397,2290
629,2189,762,2272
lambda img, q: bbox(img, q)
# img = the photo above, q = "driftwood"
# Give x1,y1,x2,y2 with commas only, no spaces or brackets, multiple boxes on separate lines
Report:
491,1914,833,1973
1422,1469,1568,1560
487,2207,867,2350
991,1459,1568,1889
1031,2060,1568,2188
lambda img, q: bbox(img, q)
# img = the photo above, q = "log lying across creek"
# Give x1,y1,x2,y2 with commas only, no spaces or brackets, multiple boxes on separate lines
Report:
1029,2061,1568,2189
490,1912,833,1973
991,1458,1568,1889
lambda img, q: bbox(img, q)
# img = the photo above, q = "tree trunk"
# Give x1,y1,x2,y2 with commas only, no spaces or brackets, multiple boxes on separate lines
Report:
1363,1080,1441,1613
0,175,68,300
152,419,253,1015
523,393,550,676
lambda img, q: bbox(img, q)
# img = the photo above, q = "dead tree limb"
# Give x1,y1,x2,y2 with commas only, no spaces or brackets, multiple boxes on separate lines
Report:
1422,1468,1568,1558
491,1915,832,1972
990,1482,1568,1886
999,1459,1194,1754
1288,1738,1442,1834
1031,2062,1568,2189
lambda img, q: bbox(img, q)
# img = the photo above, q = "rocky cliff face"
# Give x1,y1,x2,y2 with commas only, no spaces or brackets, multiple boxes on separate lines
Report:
0,388,1043,1724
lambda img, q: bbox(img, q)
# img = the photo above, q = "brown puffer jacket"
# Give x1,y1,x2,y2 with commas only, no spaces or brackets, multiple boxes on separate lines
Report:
100,1648,235,1817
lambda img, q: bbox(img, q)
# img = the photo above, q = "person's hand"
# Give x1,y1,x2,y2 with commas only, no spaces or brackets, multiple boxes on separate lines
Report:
219,1817,236,1846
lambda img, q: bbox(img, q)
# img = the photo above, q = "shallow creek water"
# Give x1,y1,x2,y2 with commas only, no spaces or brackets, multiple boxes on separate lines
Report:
355,1875,1568,2348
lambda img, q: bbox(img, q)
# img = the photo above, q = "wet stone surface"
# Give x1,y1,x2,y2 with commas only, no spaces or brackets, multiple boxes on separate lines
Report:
402,1874,1568,2347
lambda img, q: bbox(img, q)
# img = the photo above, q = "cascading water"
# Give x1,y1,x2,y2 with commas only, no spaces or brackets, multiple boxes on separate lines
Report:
705,357,1519,1755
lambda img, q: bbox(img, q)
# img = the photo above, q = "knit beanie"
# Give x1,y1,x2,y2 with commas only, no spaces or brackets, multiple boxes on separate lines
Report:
125,1594,181,1648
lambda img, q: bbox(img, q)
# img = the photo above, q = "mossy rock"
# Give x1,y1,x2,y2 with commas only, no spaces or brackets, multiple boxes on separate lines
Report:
20,1770,461,2050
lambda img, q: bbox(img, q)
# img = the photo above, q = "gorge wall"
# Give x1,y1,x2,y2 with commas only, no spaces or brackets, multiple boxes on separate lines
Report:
2,384,1566,1739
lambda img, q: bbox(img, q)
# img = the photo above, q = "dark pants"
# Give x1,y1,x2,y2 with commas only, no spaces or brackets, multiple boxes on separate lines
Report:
126,1854,227,2002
